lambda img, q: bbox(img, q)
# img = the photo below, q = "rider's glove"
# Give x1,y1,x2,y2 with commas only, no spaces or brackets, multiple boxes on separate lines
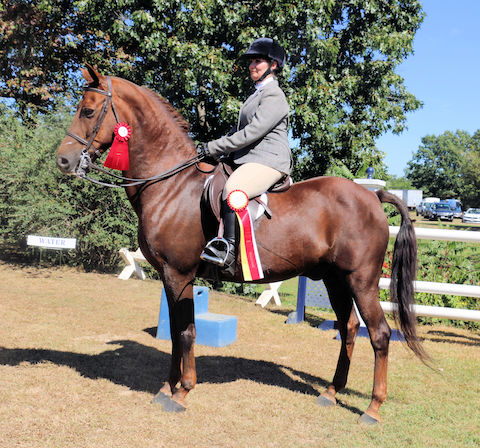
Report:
196,143,210,158
196,143,218,164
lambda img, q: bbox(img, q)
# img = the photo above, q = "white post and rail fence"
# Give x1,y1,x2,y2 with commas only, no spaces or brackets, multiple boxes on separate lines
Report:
118,226,480,323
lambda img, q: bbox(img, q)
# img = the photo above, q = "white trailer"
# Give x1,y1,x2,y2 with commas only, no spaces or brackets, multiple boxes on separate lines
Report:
403,189,423,208
386,189,423,209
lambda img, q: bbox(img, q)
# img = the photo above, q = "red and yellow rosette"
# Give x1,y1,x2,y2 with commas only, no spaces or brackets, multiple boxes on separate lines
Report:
227,190,264,281
104,122,131,171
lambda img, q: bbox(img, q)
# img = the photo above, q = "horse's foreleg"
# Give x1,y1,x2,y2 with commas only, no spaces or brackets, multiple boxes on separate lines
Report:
318,279,359,407
153,279,197,412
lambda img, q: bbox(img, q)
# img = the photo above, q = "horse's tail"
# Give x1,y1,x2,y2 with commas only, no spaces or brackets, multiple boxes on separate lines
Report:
376,190,430,364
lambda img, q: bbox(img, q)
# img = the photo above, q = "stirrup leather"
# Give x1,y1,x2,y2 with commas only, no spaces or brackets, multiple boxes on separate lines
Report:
200,237,233,267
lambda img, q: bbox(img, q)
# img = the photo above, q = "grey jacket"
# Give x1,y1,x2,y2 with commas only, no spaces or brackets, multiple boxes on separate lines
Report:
207,79,291,174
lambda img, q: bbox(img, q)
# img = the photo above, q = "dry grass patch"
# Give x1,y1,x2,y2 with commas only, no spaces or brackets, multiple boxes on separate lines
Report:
0,262,479,448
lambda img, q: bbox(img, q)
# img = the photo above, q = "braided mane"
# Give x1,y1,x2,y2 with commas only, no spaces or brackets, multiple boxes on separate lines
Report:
140,86,190,134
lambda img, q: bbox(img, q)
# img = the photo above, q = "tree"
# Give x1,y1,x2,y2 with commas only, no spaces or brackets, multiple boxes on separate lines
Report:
1,0,424,179
405,130,480,208
458,129,480,208
386,176,414,190
0,103,138,271
0,1,123,117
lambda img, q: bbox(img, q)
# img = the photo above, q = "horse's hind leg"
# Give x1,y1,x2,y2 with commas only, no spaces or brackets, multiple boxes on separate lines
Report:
349,276,391,424
318,276,360,407
153,274,197,412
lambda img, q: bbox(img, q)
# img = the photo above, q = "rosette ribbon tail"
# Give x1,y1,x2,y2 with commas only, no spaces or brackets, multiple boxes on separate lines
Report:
227,190,264,281
104,122,131,171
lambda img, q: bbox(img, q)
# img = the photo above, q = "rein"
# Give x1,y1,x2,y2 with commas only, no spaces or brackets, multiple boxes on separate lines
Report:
77,151,205,188
69,76,206,188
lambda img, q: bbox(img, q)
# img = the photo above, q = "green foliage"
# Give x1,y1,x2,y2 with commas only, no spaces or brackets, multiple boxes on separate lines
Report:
386,175,414,190
381,238,480,330
415,240,480,330
0,1,119,116
1,0,425,178
406,129,480,208
0,104,138,271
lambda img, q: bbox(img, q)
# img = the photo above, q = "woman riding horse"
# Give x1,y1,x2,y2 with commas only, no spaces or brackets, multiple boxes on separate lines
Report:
198,38,291,275
56,61,429,424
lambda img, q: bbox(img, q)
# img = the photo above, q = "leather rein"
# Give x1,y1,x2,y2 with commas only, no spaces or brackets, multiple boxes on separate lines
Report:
68,76,204,188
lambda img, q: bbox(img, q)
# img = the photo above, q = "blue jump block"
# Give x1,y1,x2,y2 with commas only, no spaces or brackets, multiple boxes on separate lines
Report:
156,285,237,347
318,319,405,341
289,277,405,341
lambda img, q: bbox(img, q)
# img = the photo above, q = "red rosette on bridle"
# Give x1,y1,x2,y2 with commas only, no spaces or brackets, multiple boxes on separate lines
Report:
104,122,131,171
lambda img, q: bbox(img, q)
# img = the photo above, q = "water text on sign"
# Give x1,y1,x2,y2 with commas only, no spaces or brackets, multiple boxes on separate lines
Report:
27,235,77,250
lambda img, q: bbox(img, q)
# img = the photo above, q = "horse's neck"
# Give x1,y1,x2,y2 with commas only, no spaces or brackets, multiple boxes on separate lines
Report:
116,84,205,215
117,82,195,180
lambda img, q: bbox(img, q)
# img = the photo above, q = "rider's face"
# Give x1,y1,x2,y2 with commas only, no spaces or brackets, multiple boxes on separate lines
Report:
249,58,276,83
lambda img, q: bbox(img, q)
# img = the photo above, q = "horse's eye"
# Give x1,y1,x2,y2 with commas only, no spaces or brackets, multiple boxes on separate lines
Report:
80,108,95,118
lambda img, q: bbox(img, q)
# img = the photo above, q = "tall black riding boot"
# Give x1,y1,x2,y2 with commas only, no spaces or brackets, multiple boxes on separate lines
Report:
220,199,236,272
200,199,237,275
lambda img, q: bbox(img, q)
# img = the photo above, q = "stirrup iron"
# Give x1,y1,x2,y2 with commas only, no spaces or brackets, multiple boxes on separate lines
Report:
200,237,232,267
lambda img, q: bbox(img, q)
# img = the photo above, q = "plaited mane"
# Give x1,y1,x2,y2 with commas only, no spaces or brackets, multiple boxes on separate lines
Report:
141,86,190,134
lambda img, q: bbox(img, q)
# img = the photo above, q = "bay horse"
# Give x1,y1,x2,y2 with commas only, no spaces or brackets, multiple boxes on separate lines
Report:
56,65,428,424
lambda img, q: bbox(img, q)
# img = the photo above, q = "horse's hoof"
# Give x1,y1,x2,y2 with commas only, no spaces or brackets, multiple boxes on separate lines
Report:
358,412,380,425
152,392,186,413
317,395,336,407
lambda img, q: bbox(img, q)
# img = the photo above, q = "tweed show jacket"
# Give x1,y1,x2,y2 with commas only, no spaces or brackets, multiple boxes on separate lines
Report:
207,79,291,174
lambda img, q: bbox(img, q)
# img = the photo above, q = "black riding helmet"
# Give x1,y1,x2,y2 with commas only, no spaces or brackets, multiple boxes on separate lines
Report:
240,38,286,82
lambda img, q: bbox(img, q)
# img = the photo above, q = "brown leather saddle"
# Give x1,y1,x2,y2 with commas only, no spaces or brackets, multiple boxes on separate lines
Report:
201,162,292,224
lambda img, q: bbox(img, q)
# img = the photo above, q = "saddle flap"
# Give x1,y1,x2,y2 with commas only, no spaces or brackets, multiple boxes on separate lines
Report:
201,163,231,222
201,162,293,223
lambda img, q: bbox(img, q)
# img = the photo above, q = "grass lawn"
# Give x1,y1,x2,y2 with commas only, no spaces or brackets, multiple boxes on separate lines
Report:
1,262,478,448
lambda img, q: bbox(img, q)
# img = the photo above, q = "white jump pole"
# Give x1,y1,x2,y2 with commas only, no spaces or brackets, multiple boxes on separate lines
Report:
378,278,480,321
389,226,480,243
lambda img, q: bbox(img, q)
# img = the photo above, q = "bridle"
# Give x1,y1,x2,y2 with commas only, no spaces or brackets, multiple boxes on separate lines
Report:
67,77,120,160
67,76,206,188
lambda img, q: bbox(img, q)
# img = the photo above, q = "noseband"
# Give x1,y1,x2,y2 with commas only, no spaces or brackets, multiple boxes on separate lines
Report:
67,76,120,160
66,77,206,188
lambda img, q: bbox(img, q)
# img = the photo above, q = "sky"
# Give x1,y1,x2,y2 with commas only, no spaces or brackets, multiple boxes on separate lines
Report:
375,0,480,177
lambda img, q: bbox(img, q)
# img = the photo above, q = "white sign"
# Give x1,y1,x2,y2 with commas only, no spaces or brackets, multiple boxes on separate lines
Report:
27,235,77,250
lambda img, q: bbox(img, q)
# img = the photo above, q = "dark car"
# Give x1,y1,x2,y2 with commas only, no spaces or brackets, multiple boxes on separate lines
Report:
445,199,462,218
429,202,454,221
422,202,434,218
416,201,426,216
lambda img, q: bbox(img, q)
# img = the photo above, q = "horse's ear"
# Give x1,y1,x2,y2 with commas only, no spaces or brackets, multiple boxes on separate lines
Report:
81,63,104,87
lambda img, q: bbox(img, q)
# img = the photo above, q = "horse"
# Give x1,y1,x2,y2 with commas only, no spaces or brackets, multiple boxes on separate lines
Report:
56,64,428,424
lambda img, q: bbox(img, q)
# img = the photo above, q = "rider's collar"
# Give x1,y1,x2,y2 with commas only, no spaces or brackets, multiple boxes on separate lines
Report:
255,76,275,90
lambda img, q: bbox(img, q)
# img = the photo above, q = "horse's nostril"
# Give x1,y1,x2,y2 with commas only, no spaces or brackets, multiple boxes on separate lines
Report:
57,156,70,171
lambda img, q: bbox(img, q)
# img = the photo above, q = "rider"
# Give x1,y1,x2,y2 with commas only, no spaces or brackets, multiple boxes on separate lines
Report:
197,38,292,274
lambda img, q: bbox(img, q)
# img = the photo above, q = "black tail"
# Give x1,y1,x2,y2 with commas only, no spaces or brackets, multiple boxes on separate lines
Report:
376,190,430,364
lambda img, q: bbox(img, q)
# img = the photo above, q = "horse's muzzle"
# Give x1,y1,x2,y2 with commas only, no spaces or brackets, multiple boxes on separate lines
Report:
56,149,82,174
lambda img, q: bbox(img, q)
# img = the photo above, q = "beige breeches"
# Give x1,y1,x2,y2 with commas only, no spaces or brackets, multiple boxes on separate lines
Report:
223,162,285,200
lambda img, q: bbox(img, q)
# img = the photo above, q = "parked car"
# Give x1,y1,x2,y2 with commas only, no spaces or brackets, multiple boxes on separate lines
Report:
416,201,426,216
429,202,454,221
422,202,434,218
462,208,480,223
420,198,440,218
445,199,462,219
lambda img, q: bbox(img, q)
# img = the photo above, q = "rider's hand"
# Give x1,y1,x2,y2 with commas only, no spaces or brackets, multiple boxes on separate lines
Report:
196,142,210,157
196,143,218,164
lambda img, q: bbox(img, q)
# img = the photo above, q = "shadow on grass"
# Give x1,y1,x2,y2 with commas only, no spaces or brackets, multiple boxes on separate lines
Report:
0,339,366,416
263,307,330,329
424,329,480,346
